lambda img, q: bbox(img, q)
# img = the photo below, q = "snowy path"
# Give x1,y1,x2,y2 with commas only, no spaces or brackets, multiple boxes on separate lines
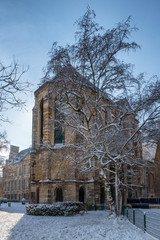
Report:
0,203,156,240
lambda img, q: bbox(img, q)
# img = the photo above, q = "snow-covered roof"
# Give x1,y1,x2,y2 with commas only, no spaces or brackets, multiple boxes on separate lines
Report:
35,65,112,102
9,148,31,164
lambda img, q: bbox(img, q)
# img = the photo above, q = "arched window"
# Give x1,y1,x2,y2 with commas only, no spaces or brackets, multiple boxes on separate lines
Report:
40,99,44,143
100,184,105,204
54,98,65,144
56,188,63,202
79,187,85,203
19,167,21,176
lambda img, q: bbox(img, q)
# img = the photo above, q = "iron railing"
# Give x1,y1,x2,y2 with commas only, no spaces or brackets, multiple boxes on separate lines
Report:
124,208,160,239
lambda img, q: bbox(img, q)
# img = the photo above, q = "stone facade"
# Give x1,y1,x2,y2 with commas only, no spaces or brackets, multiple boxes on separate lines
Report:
153,145,160,196
146,144,160,197
3,75,159,205
2,146,31,201
29,79,145,205
29,81,108,204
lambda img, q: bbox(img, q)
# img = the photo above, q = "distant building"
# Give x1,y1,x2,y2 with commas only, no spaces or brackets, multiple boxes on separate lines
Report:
2,145,31,201
144,144,160,197
142,140,160,198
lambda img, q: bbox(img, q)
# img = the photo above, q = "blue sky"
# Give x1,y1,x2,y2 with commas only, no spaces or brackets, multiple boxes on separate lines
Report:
1,0,160,153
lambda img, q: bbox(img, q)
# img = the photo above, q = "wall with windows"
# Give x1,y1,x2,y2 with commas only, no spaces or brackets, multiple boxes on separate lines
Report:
29,80,115,205
29,77,147,205
2,147,31,201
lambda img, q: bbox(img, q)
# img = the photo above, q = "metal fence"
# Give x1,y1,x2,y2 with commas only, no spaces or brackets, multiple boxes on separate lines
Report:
124,208,160,239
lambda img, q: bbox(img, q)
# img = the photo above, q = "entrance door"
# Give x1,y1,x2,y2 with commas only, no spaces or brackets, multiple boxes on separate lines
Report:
79,187,85,203
56,188,63,202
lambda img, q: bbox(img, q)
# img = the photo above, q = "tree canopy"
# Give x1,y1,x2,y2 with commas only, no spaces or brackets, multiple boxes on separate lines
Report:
43,8,160,215
0,60,30,152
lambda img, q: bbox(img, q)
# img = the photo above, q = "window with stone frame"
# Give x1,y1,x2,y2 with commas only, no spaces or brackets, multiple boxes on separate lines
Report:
40,99,44,143
8,182,10,191
19,166,21,176
15,180,17,191
11,181,13,191
23,179,27,190
19,180,21,191
24,164,27,175
54,98,65,144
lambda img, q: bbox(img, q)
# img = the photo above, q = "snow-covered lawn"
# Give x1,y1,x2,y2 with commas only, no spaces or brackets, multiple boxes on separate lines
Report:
0,203,156,240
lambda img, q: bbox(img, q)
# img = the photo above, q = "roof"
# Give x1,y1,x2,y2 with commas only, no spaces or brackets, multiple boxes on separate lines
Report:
9,148,31,164
35,65,111,102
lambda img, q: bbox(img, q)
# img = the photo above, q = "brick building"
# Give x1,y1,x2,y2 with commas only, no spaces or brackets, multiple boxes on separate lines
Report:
30,80,102,204
145,144,160,198
3,145,31,201
29,73,145,205
2,71,160,205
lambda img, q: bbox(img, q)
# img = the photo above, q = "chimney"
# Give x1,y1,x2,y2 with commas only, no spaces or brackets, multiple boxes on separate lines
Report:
9,145,19,163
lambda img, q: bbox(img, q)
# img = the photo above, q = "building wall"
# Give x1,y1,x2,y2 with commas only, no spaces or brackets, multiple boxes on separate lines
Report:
2,79,148,204
151,144,160,197
30,80,144,205
30,81,107,204
3,152,30,201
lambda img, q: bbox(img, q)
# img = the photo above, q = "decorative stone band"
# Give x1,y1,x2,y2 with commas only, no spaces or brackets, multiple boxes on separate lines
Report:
38,179,95,183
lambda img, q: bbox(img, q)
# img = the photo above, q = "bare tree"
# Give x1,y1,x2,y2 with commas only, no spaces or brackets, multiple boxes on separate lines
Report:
0,60,30,153
43,8,160,215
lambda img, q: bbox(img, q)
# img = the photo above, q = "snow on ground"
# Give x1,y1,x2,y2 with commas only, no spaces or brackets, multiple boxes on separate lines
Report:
0,203,157,240
143,208,160,213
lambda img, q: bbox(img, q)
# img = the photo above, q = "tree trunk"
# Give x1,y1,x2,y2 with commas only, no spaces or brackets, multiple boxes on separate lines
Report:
115,162,120,216
99,163,114,214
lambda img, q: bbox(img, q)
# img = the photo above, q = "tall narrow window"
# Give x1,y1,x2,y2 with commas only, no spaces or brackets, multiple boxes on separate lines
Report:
11,181,13,191
24,164,27,175
19,167,21,176
54,98,65,144
24,179,26,190
19,180,21,191
15,180,17,191
40,99,44,143
8,182,10,191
